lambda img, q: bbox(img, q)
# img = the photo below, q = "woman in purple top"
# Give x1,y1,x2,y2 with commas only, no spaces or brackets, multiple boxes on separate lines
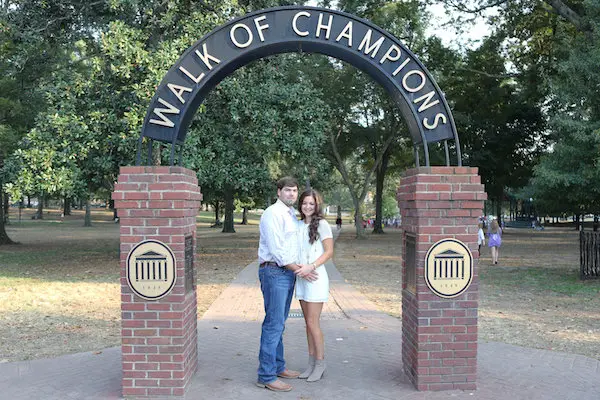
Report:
488,219,502,265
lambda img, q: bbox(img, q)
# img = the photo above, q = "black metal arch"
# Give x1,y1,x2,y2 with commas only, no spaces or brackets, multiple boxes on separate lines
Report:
137,6,461,167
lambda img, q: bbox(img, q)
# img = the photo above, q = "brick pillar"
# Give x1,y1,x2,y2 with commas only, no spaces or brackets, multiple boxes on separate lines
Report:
112,166,202,398
397,167,486,391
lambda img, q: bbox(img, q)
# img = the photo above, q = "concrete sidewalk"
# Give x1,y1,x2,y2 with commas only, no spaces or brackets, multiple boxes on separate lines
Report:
1,259,599,399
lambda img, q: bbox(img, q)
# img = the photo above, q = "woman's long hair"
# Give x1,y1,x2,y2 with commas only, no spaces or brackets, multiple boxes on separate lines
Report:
490,220,499,234
299,189,324,244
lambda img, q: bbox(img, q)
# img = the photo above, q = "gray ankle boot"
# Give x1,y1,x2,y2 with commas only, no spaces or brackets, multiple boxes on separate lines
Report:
307,359,325,382
298,355,315,379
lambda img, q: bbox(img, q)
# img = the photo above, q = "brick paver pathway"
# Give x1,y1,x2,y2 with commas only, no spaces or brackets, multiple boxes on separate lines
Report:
0,247,599,399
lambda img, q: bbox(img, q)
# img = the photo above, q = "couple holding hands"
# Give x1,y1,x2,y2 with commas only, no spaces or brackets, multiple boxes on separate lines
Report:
256,177,334,392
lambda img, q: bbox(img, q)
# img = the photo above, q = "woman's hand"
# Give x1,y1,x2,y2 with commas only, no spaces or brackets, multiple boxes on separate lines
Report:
295,264,318,281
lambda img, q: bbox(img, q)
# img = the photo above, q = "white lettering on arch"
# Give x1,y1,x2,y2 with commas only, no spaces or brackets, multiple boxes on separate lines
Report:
167,83,193,105
149,98,181,128
254,15,269,42
316,13,333,39
230,23,253,48
358,29,385,58
380,44,401,64
413,91,440,112
179,66,205,84
292,11,310,37
402,69,426,93
423,113,447,130
194,43,221,70
335,21,353,47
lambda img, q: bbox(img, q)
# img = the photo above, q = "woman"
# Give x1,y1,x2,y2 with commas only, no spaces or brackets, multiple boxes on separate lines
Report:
488,219,502,265
294,189,334,382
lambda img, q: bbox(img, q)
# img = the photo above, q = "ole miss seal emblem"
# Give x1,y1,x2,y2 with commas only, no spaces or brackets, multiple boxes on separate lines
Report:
424,239,473,298
126,240,177,300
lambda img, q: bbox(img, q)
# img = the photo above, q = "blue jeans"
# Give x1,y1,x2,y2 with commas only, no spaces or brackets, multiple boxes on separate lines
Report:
257,265,295,384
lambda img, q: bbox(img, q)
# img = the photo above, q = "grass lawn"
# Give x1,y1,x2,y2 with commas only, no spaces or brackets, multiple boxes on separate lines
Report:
1,208,599,362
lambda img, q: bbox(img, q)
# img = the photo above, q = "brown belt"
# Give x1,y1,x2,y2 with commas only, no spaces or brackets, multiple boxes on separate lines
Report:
259,261,281,268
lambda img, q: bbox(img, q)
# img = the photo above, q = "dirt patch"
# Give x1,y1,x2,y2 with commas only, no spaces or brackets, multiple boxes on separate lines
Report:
334,226,600,360
1,211,599,362
0,210,256,361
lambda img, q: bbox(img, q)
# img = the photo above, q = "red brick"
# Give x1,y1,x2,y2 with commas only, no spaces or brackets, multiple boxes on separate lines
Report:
148,388,173,396
429,367,453,374
428,383,455,391
134,362,159,371
133,312,158,319
419,375,442,383
159,362,184,370
122,303,145,311
123,370,147,378
134,329,157,336
122,354,146,362
442,358,467,366
442,326,466,333
147,320,171,328
133,346,158,354
159,379,185,387
122,338,146,345
455,350,477,358
122,320,145,328
136,379,159,387
122,387,147,396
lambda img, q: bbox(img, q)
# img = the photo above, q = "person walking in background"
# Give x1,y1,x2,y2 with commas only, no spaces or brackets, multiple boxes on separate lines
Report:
477,222,485,255
294,189,334,383
256,177,318,392
488,219,502,265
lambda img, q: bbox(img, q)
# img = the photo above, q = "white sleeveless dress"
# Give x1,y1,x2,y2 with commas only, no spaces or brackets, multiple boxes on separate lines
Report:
294,219,333,302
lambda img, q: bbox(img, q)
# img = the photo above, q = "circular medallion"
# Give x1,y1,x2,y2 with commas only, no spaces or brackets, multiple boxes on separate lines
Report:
126,240,177,300
424,238,473,298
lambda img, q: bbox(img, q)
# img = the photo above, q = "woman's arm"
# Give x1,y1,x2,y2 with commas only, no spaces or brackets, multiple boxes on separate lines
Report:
311,238,334,268
294,238,334,276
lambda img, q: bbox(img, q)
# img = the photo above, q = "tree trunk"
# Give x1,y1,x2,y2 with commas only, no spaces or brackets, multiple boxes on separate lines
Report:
84,198,92,227
496,201,502,225
353,199,366,239
0,188,16,245
241,206,248,225
109,198,117,220
222,187,235,233
63,197,71,216
2,190,8,224
35,194,44,219
372,149,389,234
27,195,31,208
211,201,222,228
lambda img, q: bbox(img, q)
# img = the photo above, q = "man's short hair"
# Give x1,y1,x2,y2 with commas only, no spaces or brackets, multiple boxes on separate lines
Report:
277,176,298,190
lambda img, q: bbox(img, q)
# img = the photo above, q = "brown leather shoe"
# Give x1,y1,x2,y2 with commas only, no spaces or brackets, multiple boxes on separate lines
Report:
277,369,301,379
256,379,292,392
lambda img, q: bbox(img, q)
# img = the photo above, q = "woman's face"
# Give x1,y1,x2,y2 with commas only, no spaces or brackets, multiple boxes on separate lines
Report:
301,195,317,218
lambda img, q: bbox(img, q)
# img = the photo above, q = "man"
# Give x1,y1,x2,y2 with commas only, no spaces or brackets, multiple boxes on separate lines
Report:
256,177,317,392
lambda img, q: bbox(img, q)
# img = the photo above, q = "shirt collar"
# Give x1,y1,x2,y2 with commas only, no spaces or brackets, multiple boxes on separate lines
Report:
275,199,296,215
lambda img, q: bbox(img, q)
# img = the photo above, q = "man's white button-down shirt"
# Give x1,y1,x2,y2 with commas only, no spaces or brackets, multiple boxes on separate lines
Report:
258,199,298,267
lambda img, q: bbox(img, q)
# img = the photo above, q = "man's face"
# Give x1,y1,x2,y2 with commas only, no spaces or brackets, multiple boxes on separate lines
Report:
277,185,298,207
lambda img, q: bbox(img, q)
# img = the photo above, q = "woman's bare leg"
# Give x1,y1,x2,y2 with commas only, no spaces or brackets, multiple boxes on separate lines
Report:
303,301,324,360
299,300,315,356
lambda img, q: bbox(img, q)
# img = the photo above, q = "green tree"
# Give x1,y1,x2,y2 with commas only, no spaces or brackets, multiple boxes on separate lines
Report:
530,2,600,221
183,56,331,233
